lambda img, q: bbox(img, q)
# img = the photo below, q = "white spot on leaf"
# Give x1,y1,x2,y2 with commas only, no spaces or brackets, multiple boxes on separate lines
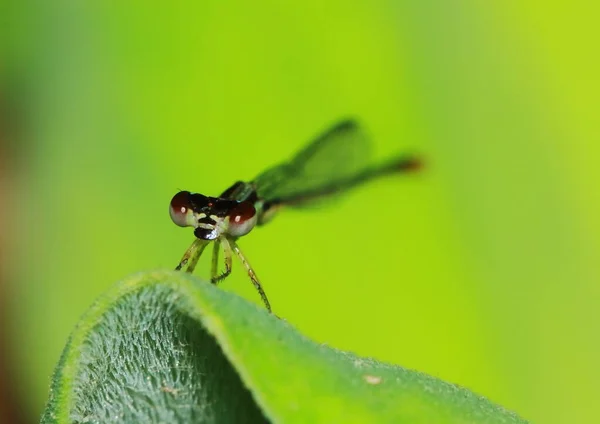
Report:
364,375,382,385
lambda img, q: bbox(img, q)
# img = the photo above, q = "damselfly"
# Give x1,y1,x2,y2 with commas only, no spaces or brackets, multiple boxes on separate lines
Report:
170,119,420,313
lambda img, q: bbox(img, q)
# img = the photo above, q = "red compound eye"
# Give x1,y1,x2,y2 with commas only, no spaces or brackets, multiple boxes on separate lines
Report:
228,201,257,237
169,191,192,227
229,202,255,223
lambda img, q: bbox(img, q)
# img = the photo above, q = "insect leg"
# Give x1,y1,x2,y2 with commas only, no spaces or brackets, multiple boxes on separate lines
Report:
175,239,208,273
224,237,271,313
211,238,232,285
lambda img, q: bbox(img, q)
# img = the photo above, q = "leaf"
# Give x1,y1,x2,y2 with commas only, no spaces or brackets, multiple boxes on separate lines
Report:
41,270,527,424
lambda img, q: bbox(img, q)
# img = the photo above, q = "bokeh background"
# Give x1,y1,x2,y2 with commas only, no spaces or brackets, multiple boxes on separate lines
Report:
2,1,599,423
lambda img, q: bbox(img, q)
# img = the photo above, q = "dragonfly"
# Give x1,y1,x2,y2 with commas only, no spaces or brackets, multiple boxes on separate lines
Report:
170,119,421,313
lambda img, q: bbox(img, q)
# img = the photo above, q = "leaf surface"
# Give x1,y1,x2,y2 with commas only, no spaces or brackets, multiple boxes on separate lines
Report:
41,270,527,424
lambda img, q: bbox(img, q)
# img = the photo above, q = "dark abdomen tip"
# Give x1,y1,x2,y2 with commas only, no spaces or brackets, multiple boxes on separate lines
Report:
395,156,423,172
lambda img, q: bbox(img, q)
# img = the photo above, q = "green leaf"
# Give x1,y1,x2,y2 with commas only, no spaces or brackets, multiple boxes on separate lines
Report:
41,270,527,424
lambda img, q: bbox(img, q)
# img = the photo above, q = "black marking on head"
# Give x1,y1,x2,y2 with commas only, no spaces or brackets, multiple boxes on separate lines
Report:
188,193,240,217
188,193,210,212
197,216,217,226
210,199,238,217
194,227,218,240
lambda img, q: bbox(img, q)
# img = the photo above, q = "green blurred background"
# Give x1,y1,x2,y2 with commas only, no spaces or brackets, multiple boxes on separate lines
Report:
2,1,599,423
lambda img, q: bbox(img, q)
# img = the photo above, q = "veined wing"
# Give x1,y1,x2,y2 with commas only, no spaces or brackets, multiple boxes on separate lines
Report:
252,120,373,203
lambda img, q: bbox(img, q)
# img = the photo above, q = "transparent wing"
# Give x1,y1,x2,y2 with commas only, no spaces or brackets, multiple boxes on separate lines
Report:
253,120,373,202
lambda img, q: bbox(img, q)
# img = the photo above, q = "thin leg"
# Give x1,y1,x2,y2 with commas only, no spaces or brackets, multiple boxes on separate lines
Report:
211,239,232,285
186,241,207,273
210,240,220,282
175,239,208,273
224,237,272,313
